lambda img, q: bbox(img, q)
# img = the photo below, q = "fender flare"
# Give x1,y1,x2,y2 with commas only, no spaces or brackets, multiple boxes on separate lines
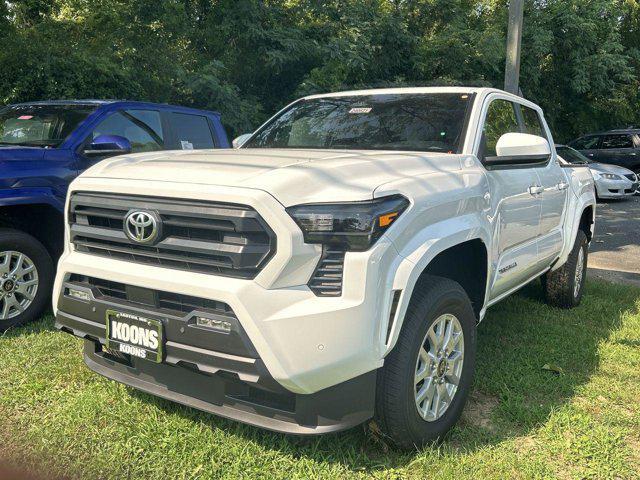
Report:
0,187,66,212
383,215,491,355
553,190,596,271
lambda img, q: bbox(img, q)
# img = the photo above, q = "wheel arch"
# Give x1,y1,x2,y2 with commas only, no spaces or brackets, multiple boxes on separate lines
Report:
553,191,596,272
384,227,490,356
0,203,65,258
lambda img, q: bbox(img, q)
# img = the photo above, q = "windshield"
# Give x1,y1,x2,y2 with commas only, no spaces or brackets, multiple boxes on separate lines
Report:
556,146,592,164
243,93,473,153
0,104,97,147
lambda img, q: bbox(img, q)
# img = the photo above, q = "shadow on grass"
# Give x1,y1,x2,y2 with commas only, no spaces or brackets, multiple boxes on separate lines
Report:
0,311,56,338
125,279,639,474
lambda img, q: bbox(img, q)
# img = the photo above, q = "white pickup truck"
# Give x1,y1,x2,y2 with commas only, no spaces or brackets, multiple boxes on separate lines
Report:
54,87,595,449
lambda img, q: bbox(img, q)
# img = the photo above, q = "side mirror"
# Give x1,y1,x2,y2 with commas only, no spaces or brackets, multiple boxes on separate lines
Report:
484,132,551,168
232,133,253,149
84,135,132,157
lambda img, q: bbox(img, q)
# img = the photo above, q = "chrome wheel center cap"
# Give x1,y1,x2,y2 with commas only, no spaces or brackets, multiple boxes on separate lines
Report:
436,359,447,377
2,279,14,292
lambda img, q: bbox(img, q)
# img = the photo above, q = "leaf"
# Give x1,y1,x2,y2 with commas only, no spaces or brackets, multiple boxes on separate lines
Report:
542,363,564,375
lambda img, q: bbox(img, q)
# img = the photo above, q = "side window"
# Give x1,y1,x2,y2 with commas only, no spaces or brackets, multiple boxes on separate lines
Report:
169,113,215,149
89,109,164,153
601,134,634,149
482,99,519,157
572,136,600,150
520,105,546,139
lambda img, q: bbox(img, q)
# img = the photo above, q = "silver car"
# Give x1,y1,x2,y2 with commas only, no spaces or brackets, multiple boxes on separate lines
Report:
556,145,638,199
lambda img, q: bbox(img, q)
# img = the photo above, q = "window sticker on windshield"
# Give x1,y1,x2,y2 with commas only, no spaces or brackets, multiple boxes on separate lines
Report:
349,107,372,114
18,115,33,120
180,140,194,150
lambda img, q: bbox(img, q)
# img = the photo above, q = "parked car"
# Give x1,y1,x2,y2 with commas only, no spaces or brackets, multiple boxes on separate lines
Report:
569,128,640,173
54,88,595,449
556,144,638,199
0,100,229,331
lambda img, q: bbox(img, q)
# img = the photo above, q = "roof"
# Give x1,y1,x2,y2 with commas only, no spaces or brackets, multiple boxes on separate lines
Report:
5,99,221,116
303,86,515,99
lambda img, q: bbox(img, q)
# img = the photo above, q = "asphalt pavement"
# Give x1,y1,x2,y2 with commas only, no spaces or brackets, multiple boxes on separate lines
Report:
588,195,640,286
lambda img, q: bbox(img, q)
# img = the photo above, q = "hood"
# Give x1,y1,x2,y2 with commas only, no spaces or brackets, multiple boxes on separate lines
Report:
589,162,635,176
81,148,463,206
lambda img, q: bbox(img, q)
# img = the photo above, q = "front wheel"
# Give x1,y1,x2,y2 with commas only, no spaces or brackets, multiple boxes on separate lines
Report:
543,230,588,309
0,229,54,332
375,275,477,450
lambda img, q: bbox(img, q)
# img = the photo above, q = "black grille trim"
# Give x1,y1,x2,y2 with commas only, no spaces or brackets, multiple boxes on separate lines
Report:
69,193,276,279
308,247,346,297
69,274,235,318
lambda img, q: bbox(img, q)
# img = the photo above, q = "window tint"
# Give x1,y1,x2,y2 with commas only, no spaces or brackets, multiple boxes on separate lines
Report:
244,93,473,153
90,110,163,153
169,113,215,149
520,105,546,138
482,99,519,157
572,136,600,150
601,134,634,149
0,104,96,147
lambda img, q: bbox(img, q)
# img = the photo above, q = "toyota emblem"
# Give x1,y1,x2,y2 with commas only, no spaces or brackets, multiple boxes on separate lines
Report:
124,210,160,244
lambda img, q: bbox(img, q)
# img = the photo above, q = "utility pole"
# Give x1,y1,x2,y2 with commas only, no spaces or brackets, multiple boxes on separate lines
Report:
504,0,524,95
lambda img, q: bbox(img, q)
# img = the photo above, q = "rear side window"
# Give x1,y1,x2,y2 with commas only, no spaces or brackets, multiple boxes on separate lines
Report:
90,109,164,153
572,136,601,150
482,99,519,157
169,113,215,149
519,105,546,139
601,134,634,149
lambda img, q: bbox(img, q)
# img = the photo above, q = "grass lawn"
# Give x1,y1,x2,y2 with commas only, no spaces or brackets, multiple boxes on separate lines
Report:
0,279,639,479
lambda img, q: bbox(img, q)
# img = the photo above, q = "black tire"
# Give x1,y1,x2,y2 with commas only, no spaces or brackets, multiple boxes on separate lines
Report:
0,228,54,332
375,275,477,450
542,230,588,309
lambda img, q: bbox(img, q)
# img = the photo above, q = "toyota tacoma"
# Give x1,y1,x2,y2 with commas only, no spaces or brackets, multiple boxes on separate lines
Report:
54,87,595,449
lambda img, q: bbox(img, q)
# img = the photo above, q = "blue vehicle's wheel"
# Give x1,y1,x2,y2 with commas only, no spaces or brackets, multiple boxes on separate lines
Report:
0,229,53,332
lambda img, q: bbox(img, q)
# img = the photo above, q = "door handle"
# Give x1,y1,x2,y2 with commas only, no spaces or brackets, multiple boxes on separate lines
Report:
587,153,594,157
557,182,569,191
528,185,544,195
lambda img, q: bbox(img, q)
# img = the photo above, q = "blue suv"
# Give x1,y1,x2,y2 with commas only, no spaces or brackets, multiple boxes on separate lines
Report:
0,100,230,330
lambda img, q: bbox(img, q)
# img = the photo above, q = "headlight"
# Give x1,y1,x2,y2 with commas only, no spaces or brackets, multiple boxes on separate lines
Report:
597,172,623,180
286,195,410,251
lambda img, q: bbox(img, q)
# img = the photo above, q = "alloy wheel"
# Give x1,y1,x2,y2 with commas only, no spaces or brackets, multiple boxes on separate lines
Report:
414,313,465,422
0,251,39,321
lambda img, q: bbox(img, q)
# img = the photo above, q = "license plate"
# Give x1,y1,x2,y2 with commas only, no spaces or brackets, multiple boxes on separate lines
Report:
105,310,164,363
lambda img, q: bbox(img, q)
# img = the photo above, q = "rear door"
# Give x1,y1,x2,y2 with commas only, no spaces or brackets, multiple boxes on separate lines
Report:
164,112,217,150
516,103,567,267
598,134,639,171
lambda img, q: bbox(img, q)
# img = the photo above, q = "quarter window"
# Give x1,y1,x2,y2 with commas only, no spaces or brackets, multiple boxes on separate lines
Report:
89,109,164,153
601,134,634,149
520,105,546,139
169,113,215,149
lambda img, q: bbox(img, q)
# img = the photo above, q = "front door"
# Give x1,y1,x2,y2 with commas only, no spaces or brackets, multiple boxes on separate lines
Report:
479,97,543,300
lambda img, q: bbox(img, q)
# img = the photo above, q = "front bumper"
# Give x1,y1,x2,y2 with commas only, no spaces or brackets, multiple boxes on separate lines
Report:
55,273,379,434
595,178,638,198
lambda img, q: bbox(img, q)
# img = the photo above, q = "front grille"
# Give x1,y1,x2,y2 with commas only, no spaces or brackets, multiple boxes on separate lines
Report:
69,193,276,279
308,247,346,296
69,274,235,318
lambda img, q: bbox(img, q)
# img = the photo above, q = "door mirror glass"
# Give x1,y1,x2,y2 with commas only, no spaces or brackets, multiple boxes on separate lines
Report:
233,133,253,148
84,134,132,157
484,132,550,168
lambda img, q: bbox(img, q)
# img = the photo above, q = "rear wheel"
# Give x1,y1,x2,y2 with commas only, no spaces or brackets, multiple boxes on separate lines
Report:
543,230,588,309
375,275,477,450
0,229,54,331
